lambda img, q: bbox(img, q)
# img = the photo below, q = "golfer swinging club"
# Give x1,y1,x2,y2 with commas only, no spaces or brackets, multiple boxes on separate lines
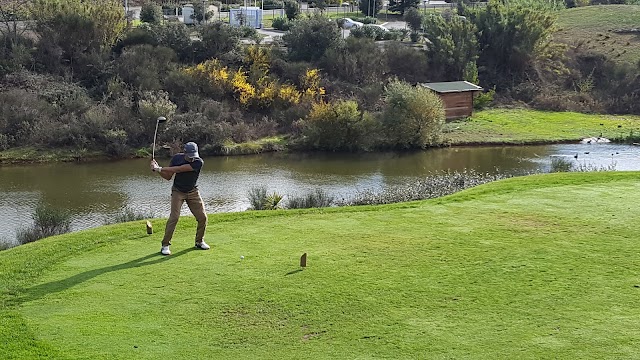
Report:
150,142,209,255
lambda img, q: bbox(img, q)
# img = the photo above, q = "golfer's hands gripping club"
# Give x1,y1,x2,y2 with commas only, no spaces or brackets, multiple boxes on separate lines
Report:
150,159,162,173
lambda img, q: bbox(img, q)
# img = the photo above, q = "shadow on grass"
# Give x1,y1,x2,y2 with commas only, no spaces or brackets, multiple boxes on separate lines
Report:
20,248,193,304
285,269,304,276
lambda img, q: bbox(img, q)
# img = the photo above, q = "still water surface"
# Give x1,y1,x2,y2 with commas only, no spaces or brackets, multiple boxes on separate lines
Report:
1,143,638,244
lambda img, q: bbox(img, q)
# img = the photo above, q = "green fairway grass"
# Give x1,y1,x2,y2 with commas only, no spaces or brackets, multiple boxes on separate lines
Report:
554,5,640,65
444,108,640,145
2,172,640,359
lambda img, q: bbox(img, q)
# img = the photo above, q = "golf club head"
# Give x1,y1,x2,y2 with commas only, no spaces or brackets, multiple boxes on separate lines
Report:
157,116,167,123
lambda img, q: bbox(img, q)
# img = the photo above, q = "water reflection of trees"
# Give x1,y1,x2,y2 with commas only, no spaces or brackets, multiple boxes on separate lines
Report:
0,162,127,214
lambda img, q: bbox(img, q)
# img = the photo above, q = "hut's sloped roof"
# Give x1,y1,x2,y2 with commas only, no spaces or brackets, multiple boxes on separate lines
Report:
420,81,483,93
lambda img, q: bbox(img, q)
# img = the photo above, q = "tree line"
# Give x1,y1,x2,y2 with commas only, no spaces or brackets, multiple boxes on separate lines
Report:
0,0,638,157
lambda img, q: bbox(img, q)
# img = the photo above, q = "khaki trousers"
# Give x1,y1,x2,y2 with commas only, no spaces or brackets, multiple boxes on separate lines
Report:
162,187,208,246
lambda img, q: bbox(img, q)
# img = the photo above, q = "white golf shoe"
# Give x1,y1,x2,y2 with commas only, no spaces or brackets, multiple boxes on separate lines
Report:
195,241,210,250
161,245,171,255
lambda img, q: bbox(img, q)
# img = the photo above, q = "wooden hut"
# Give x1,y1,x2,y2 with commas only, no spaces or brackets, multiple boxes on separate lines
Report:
420,81,483,119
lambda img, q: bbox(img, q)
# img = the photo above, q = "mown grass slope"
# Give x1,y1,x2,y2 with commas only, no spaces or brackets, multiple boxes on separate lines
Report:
2,172,640,359
554,5,640,65
444,108,640,145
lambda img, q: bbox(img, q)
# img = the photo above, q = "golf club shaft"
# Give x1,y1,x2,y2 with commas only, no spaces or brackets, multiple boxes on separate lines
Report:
152,119,160,160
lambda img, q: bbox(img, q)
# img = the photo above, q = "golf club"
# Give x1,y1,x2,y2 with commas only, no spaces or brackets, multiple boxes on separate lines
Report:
152,116,167,159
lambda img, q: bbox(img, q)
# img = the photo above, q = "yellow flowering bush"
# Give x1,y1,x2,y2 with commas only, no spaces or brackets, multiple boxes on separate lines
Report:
183,60,325,110
231,69,256,107
301,69,325,102
278,84,302,106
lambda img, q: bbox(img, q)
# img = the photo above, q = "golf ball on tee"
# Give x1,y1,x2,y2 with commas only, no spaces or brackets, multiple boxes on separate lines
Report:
240,256,244,259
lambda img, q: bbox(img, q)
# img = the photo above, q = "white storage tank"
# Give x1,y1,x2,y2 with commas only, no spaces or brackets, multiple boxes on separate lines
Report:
182,4,195,24
229,7,263,29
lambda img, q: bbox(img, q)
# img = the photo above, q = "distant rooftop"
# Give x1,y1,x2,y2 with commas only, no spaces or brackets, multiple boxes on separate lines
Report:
421,81,483,93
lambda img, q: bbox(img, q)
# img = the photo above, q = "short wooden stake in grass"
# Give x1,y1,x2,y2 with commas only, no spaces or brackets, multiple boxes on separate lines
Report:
146,221,153,235
300,253,307,267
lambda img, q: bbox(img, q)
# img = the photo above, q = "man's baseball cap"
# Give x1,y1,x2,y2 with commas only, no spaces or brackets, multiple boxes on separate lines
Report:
184,142,199,158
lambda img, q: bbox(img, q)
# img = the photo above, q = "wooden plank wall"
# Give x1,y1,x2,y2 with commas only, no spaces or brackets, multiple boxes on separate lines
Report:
440,92,474,119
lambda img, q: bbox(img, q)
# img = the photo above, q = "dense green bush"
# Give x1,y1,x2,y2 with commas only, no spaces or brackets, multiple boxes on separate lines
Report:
284,0,301,19
0,89,54,147
146,23,194,62
299,100,376,151
115,45,177,91
384,42,429,83
321,37,387,84
0,34,34,76
404,7,423,31
198,22,242,62
381,80,445,149
272,17,292,31
16,203,72,244
283,15,342,62
422,13,478,82
140,3,163,24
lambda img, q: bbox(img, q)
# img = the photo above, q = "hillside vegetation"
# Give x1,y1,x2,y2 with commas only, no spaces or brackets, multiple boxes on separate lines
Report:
2,172,640,359
555,5,640,65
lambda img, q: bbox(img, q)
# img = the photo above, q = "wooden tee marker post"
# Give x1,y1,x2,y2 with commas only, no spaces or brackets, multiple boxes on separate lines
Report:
146,221,153,235
300,253,307,267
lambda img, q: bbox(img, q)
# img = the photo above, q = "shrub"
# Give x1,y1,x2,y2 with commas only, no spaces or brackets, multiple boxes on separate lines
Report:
0,133,10,150
247,186,268,210
384,41,429,83
113,28,159,54
160,111,233,147
115,44,177,91
0,88,54,145
350,26,387,41
381,80,445,149
286,189,334,209
198,22,242,61
103,129,130,157
549,156,573,172
284,0,300,19
340,170,513,206
272,17,292,31
473,87,495,110
321,37,387,84
264,192,284,210
404,7,423,32
140,3,163,24
283,14,342,62
138,90,177,122
16,203,72,244
299,100,376,151
106,207,155,224
145,22,193,62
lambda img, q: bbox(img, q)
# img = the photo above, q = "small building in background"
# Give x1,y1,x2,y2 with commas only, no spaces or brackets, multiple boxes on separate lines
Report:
420,81,483,119
182,4,195,24
230,7,263,28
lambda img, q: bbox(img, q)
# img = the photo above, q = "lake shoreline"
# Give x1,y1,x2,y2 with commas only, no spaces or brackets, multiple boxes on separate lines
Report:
3,108,639,166
0,139,588,166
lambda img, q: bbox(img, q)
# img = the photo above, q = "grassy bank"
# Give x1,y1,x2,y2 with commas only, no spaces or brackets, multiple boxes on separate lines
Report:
2,172,640,358
554,5,640,65
444,108,640,145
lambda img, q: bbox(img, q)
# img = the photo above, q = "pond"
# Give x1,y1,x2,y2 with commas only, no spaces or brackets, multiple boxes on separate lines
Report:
1,143,638,245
